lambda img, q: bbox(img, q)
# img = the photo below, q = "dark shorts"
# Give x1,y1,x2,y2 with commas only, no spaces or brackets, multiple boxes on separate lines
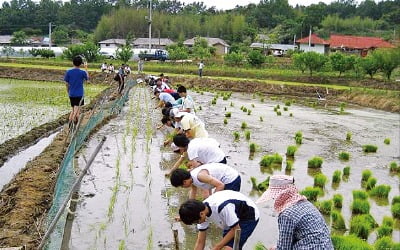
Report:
69,97,84,107
224,176,241,192
223,219,259,250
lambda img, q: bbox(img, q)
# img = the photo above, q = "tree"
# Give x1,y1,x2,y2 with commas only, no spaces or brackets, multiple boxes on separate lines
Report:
52,28,70,46
360,54,379,79
295,52,327,76
247,50,265,67
11,31,28,45
116,43,133,63
166,42,189,60
373,48,400,80
193,37,212,59
224,51,245,66
329,52,355,76
30,48,55,58
62,41,100,62
1,46,16,58
293,53,307,73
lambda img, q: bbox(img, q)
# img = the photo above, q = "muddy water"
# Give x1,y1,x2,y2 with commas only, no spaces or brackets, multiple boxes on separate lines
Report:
0,131,59,190
66,85,399,249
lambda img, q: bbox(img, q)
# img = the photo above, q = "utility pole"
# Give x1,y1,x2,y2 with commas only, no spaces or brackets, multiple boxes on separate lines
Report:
148,0,152,50
49,22,52,48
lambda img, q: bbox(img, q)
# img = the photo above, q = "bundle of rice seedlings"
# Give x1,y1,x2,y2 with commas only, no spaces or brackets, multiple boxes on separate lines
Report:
332,170,342,184
331,235,372,250
314,173,328,189
343,166,351,177
300,186,322,202
308,156,323,168
339,151,350,161
286,145,297,157
353,190,368,200
366,177,377,191
259,153,282,167
241,122,248,129
384,138,390,145
331,210,346,230
245,130,251,140
346,132,352,141
333,194,343,208
362,144,378,153
351,199,370,215
361,169,372,182
349,214,377,239
374,237,396,250
295,131,303,144
317,200,332,215
369,185,391,199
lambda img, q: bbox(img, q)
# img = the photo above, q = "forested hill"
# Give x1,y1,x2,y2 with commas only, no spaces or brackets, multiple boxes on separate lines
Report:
0,0,398,45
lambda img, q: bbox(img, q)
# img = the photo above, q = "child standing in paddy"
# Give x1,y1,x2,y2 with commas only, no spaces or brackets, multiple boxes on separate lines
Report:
64,56,89,126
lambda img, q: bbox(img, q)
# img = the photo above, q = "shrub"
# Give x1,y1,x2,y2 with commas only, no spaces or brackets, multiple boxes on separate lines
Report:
241,122,247,129
370,185,391,199
314,173,328,189
245,130,251,140
224,51,245,66
295,131,303,144
361,169,372,182
349,214,377,239
247,49,266,67
308,156,323,168
389,161,399,172
317,200,332,215
362,144,378,153
346,132,352,141
392,203,400,219
223,118,228,125
300,186,322,202
384,138,390,145
365,177,377,191
333,194,343,208
351,199,370,214
331,235,373,250
353,190,368,200
233,131,240,141
286,145,297,157
374,237,395,250
260,153,282,167
343,166,351,176
331,210,346,230
332,170,341,184
338,152,350,161
225,112,231,118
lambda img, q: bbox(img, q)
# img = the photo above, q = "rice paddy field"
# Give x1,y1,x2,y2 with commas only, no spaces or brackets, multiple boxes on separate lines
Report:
61,82,399,249
0,78,106,143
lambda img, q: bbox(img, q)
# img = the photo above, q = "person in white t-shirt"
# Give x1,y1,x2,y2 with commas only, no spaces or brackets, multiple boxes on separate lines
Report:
178,190,259,250
170,163,241,199
173,112,207,139
154,90,176,109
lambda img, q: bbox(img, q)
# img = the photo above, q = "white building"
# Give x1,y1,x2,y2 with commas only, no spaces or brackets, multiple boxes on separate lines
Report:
296,34,329,54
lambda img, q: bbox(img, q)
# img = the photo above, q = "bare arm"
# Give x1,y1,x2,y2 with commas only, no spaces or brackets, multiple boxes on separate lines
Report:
212,224,240,250
189,185,198,199
166,153,187,176
194,231,207,250
197,170,225,192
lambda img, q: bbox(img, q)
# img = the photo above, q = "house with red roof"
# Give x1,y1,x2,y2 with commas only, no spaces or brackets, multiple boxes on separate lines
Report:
296,34,330,54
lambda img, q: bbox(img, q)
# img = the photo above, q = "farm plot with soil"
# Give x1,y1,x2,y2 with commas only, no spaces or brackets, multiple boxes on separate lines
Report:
63,82,399,249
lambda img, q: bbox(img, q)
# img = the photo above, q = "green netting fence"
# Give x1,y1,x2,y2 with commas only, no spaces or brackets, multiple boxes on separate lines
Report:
42,79,136,250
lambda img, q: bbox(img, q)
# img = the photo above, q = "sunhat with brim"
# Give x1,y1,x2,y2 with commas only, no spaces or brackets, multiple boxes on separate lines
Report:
256,175,295,204
170,108,179,117
174,112,186,118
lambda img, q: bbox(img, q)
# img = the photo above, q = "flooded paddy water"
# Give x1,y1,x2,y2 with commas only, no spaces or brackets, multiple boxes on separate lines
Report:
65,83,399,249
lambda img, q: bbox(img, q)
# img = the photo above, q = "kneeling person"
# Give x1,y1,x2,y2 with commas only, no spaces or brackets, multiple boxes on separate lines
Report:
179,190,259,250
170,163,241,199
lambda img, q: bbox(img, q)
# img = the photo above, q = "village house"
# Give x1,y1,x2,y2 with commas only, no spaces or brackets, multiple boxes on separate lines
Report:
132,38,174,49
250,43,297,56
183,37,230,55
98,39,126,49
296,34,330,54
0,35,12,46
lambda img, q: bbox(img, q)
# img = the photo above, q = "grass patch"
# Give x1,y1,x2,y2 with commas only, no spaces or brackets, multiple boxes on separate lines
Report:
308,156,323,168
338,151,350,161
314,173,328,189
331,210,346,230
333,194,343,208
259,153,282,168
241,122,248,129
353,190,368,200
362,144,378,153
245,130,251,140
300,186,322,202
225,112,231,118
332,170,342,184
349,214,377,239
346,132,352,141
331,235,372,250
294,131,303,145
369,185,391,199
384,138,390,145
286,145,297,157
351,199,370,215
361,169,372,182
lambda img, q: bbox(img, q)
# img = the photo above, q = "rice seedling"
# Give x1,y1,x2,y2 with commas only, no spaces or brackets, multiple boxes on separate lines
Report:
300,186,322,202
339,102,346,113
376,219,393,238
365,177,377,190
331,210,346,230
353,190,368,200
333,194,343,208
331,235,373,250
285,100,291,106
338,151,350,161
332,170,342,184
247,109,252,115
283,107,288,111
392,203,400,219
257,177,270,191
384,138,390,145
251,103,255,108
370,185,391,199
254,242,267,250
242,107,248,112
198,106,202,110
259,116,263,122
249,143,258,153
211,98,217,105
222,95,229,101
308,156,323,168
374,237,396,250
285,160,293,171
230,102,234,107
223,118,228,125
240,105,244,110
362,144,378,153
276,104,280,109
276,111,282,116
351,199,370,214
286,145,297,157
361,169,372,182
250,177,258,190
389,161,399,172
349,214,377,239
233,131,240,141
317,200,332,215
259,153,282,167
224,107,227,111
118,240,126,250
225,112,231,118
295,131,303,145
260,98,265,102
289,113,293,117
241,122,248,129
273,107,278,112
346,132,352,141
343,166,351,177
392,196,400,205
314,173,328,189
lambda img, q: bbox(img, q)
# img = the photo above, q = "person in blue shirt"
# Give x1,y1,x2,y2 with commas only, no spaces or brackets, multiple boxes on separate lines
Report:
64,56,89,126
